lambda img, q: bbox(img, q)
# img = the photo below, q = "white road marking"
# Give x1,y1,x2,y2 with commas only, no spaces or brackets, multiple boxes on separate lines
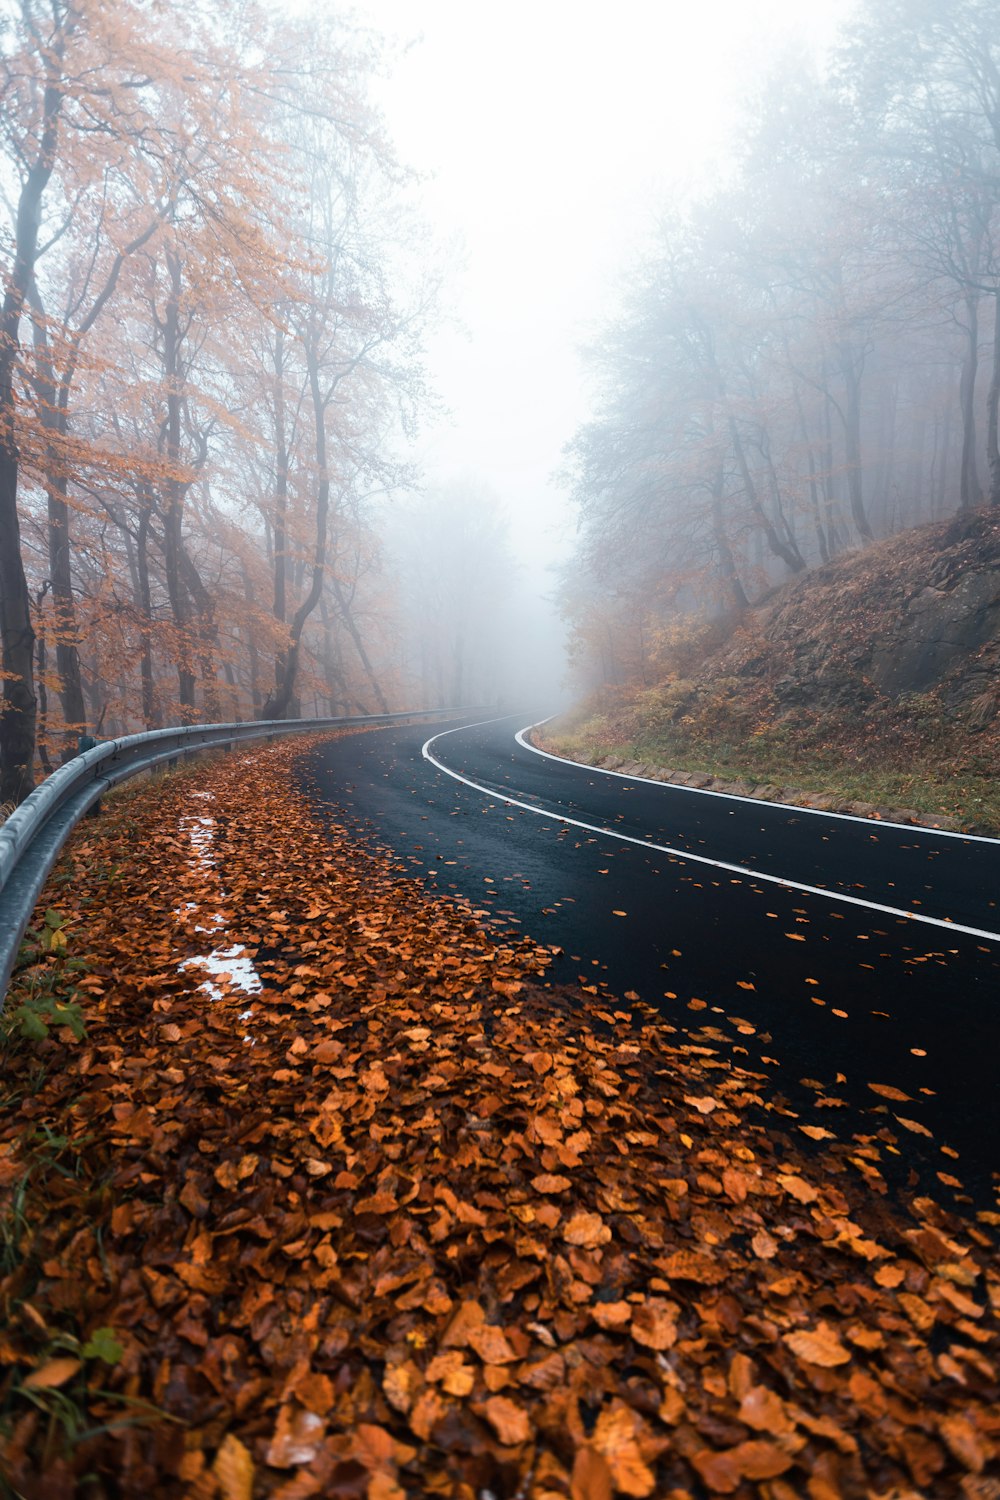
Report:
514,719,1000,846
421,717,1000,944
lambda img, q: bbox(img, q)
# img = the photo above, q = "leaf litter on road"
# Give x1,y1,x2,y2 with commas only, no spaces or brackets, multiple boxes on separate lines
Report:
1,731,998,1497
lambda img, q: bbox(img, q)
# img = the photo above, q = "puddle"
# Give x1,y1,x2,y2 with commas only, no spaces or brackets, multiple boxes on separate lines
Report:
174,805,263,1029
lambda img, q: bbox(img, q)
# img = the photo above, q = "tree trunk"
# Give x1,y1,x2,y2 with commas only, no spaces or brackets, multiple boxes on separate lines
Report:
958,290,982,512
330,574,390,712
793,390,830,565
160,251,197,717
136,505,160,729
837,342,874,543
271,326,291,690
0,61,67,800
986,288,1000,507
727,414,806,573
709,462,749,612
34,588,53,776
25,300,88,750
260,348,332,720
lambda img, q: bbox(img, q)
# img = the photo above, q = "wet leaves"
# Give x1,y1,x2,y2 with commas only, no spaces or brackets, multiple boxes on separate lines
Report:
1,734,998,1497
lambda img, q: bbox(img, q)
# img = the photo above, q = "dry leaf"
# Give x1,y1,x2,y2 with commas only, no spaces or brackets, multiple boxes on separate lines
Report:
213,1434,254,1500
867,1082,913,1102
592,1406,656,1496
22,1357,81,1390
783,1322,852,1367
478,1395,531,1445
563,1211,611,1248
630,1300,677,1350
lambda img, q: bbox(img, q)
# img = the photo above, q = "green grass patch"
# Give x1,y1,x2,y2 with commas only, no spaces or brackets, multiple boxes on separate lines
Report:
544,713,1000,833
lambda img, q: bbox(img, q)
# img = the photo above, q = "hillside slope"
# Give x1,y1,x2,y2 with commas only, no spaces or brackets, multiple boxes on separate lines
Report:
547,510,1000,832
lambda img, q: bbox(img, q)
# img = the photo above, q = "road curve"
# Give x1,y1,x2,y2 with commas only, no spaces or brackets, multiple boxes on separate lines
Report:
299,713,1000,1203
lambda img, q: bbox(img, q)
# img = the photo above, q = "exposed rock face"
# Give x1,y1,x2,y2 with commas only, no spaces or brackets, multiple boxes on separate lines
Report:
713,510,1000,720
869,569,1000,696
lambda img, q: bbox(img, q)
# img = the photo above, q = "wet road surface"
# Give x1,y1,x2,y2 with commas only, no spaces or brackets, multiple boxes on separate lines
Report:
299,713,1000,1206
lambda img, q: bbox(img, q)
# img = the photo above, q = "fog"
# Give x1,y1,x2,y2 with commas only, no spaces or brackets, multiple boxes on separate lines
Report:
357,0,853,704
4,0,997,784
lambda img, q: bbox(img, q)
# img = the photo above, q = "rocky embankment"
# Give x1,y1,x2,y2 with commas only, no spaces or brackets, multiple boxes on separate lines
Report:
729,509,1000,726
543,509,1000,834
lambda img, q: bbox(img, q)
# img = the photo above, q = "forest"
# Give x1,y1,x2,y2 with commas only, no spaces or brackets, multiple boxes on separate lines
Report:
0,0,525,806
4,0,1000,805
560,0,1000,690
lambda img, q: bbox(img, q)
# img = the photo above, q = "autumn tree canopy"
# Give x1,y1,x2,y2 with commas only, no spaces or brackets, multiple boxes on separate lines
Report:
0,0,440,801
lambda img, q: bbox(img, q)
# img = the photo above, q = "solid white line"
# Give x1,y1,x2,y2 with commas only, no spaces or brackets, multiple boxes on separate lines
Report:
514,720,1000,846
421,720,1000,945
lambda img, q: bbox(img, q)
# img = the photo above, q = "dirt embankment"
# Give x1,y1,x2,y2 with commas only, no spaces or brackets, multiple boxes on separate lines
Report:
548,510,1000,832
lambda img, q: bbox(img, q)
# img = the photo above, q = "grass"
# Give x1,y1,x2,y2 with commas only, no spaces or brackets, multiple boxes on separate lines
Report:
543,712,1000,833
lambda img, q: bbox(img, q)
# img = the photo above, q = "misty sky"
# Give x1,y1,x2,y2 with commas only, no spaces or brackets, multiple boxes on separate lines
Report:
354,0,855,587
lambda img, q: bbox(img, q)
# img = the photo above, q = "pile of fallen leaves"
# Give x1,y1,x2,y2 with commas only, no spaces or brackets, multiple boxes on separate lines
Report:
1,732,998,1498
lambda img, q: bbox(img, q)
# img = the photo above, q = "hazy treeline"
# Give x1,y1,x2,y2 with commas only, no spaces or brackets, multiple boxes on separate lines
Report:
561,0,1000,688
0,0,521,804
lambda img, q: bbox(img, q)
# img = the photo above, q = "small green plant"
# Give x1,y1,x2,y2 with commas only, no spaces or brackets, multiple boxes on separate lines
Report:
4,909,87,1042
6,1326,160,1466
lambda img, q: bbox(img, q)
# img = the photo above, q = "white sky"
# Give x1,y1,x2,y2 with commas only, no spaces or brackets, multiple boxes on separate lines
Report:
353,0,854,588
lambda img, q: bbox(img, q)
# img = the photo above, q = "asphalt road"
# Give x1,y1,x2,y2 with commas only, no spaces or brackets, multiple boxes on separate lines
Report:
299,713,1000,1204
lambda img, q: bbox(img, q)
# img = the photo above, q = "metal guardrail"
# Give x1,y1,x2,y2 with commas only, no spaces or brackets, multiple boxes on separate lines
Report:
0,707,475,1004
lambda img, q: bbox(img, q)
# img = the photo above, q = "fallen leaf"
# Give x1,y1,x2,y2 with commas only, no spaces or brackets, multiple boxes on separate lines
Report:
22,1358,81,1390
563,1211,611,1249
867,1082,913,1102
213,1434,254,1500
778,1173,819,1204
894,1115,933,1137
266,1406,325,1467
478,1394,531,1445
571,1445,614,1500
531,1172,572,1193
783,1322,852,1367
630,1299,677,1350
593,1405,656,1496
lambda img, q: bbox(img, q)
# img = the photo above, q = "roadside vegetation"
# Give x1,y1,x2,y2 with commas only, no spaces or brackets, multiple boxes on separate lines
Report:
542,695,1000,835
550,514,1000,836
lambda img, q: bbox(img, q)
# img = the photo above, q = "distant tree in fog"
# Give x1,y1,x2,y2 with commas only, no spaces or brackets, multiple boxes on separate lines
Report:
561,0,1000,691
393,480,517,708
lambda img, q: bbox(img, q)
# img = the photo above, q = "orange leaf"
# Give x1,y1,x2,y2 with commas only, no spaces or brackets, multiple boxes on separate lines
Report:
23,1357,81,1390
783,1322,851,1367
867,1081,912,1102
593,1405,656,1496
571,1445,614,1500
563,1211,611,1249
683,1094,718,1114
730,1439,794,1480
739,1385,795,1437
691,1447,741,1493
777,1173,819,1204
894,1115,933,1137
531,1173,571,1193
467,1322,517,1365
213,1434,254,1500
630,1299,677,1350
591,1300,631,1330
659,1249,728,1284
478,1394,531,1445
